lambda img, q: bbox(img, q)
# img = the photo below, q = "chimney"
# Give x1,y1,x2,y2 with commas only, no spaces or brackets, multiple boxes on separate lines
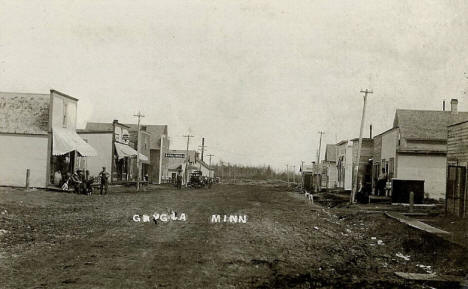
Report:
451,99,458,114
443,100,446,111
113,119,119,124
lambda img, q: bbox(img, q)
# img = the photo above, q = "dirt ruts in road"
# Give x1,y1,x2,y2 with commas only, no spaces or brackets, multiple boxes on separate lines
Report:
0,185,466,288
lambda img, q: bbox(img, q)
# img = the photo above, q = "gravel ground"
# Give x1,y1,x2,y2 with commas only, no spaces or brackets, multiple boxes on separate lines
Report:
0,184,466,288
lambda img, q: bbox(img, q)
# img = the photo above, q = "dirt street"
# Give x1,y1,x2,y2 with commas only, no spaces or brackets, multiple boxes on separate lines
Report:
0,184,466,288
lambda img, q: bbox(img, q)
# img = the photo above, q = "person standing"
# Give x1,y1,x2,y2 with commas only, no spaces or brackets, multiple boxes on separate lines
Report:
377,168,387,196
99,167,110,195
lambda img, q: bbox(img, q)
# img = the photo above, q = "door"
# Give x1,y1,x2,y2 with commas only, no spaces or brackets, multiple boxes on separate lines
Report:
447,166,466,217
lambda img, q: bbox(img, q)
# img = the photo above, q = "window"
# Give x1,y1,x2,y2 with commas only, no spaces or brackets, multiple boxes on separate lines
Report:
63,103,68,128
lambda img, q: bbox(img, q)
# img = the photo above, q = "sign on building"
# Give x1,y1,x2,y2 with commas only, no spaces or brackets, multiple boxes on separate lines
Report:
165,153,185,158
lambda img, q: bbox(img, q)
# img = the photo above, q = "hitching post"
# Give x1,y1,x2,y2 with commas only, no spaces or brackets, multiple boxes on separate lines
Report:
25,169,30,190
409,191,414,213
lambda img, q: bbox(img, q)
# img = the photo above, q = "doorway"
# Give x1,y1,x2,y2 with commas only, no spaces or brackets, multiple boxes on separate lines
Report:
446,166,466,217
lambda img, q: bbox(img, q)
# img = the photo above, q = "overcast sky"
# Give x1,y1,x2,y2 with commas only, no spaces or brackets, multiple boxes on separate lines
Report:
1,0,467,171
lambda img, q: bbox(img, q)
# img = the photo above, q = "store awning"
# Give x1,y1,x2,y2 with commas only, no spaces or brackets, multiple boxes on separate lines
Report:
139,153,149,162
53,128,98,157
114,142,149,162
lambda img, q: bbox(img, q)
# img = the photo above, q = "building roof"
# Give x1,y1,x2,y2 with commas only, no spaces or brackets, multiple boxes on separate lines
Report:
336,140,348,146
448,119,468,127
85,122,114,132
394,109,468,140
51,89,78,102
350,137,373,142
85,121,131,132
77,129,112,134
197,159,214,170
324,144,337,162
372,127,398,139
0,92,50,135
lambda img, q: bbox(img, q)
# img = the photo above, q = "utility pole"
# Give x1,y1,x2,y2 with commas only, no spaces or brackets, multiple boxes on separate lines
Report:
183,134,194,188
351,89,373,203
301,160,304,190
293,165,296,183
286,165,290,188
199,138,206,161
133,111,145,192
317,131,325,164
207,154,214,178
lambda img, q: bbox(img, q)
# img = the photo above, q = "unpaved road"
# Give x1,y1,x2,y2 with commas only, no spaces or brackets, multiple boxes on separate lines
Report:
0,184,466,288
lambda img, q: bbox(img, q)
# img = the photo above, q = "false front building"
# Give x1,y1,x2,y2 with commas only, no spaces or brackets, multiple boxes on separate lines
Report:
78,120,148,183
0,90,97,188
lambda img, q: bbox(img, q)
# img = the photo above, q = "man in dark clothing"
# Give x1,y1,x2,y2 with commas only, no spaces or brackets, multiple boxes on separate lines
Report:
70,170,84,194
176,174,182,190
84,170,94,195
208,177,213,189
176,167,183,190
99,167,110,195
377,168,387,196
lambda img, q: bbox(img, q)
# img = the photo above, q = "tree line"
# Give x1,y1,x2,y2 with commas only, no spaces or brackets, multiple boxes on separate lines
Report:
213,161,300,182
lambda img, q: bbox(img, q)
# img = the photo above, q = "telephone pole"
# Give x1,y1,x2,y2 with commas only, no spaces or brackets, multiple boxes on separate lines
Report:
286,165,290,188
292,165,296,183
199,138,206,161
183,134,194,188
207,154,214,178
301,160,305,190
133,111,145,191
317,131,325,164
351,89,373,203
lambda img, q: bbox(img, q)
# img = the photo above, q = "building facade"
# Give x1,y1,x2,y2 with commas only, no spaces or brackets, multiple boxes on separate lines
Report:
145,125,169,184
336,140,353,191
446,120,468,217
79,120,147,183
323,144,338,189
373,99,468,200
0,90,96,188
164,150,198,184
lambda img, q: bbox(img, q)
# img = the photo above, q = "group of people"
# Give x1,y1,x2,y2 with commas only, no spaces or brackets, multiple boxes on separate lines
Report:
61,167,110,195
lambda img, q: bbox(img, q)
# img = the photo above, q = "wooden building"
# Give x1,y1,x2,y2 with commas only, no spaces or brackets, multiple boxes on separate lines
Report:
0,90,97,188
446,120,468,217
79,121,148,184
336,138,373,192
323,144,338,189
373,99,468,200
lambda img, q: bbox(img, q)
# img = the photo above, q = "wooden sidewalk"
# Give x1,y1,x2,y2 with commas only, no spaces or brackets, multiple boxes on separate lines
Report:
385,211,450,235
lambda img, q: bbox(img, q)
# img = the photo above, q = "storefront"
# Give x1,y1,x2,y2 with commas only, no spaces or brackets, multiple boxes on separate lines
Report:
49,127,97,187
113,141,148,183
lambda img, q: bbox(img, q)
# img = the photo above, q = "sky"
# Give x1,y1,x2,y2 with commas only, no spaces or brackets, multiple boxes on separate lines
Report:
1,0,467,171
